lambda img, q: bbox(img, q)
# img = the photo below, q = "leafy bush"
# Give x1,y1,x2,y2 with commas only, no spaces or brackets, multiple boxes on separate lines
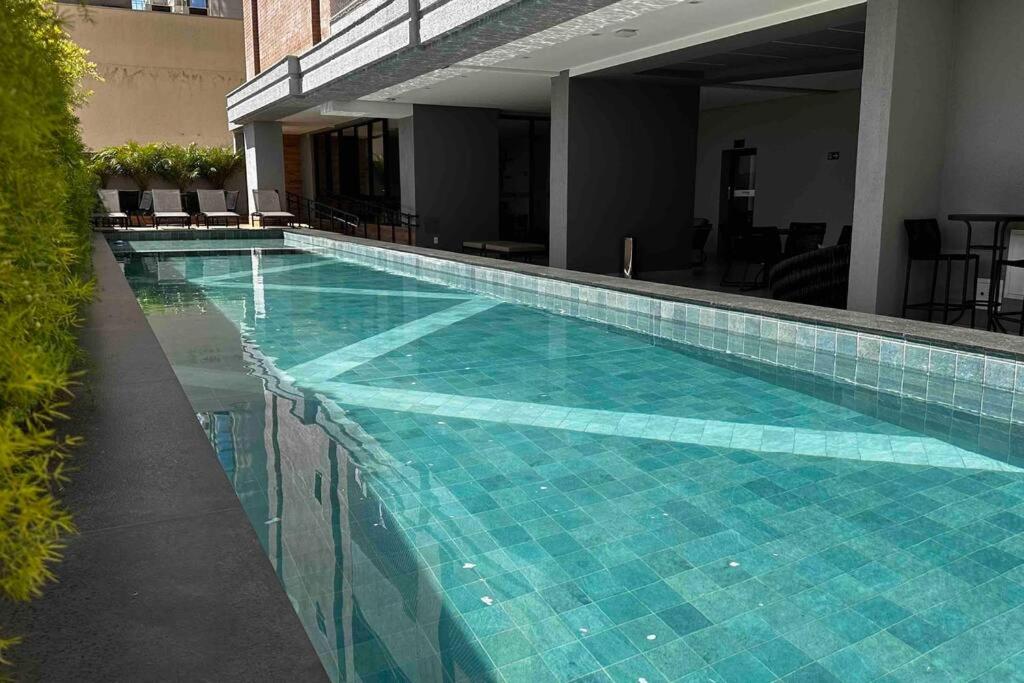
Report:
0,0,95,662
112,140,163,190
196,145,245,188
154,142,202,191
93,142,243,190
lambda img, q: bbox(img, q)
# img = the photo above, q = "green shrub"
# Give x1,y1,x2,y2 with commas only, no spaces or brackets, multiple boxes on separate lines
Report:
196,145,245,188
0,0,95,662
154,142,202,191
92,142,243,190
111,140,163,190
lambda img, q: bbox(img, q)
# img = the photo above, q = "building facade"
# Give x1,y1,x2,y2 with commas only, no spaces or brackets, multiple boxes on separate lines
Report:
227,0,1024,316
60,0,245,149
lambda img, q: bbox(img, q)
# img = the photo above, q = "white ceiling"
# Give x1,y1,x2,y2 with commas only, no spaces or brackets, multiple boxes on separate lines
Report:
282,0,866,129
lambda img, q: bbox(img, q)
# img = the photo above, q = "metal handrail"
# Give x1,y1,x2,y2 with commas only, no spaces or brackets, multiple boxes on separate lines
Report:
319,194,418,246
285,192,362,236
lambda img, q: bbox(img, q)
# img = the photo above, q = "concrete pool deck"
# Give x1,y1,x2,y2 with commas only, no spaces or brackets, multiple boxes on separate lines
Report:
3,234,326,681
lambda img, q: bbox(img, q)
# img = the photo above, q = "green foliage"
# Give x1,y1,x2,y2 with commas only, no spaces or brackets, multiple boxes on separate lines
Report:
0,0,95,663
196,145,245,189
154,142,202,191
111,140,163,190
93,142,243,190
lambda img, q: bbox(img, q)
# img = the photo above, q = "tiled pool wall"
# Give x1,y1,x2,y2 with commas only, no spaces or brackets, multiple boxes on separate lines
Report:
284,232,1024,425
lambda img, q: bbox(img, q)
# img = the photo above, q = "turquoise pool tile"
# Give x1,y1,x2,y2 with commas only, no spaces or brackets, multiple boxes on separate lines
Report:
580,627,640,667
618,613,678,652
561,602,616,637
713,651,776,683
750,637,812,677
540,641,603,681
604,653,669,683
125,245,1024,682
853,596,912,628
499,655,559,683
658,603,713,638
783,662,844,683
633,581,686,612
597,592,650,623
480,628,536,667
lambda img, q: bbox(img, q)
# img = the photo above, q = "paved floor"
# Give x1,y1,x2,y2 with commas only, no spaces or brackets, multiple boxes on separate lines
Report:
1,236,326,681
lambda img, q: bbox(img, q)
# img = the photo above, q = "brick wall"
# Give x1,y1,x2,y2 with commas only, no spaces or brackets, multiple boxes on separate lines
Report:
243,0,364,77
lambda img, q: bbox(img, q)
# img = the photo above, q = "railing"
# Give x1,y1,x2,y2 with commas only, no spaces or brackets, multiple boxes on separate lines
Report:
285,192,361,236
321,194,418,246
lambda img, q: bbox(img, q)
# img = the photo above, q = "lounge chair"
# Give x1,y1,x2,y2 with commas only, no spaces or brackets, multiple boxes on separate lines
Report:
151,190,191,228
92,189,129,229
251,189,296,227
197,190,241,228
461,240,546,262
137,190,152,227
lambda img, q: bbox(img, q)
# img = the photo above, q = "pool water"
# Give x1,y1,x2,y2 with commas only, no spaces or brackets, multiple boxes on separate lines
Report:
122,244,1024,682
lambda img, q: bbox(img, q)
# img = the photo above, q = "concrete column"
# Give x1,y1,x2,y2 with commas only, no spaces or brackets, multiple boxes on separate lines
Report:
401,105,499,250
243,121,286,213
847,0,956,314
549,74,700,276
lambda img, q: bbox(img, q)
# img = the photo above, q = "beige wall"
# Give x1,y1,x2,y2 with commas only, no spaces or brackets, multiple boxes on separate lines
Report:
59,4,245,149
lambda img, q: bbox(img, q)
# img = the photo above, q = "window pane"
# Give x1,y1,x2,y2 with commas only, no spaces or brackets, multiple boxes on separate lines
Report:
371,121,386,197
357,125,370,196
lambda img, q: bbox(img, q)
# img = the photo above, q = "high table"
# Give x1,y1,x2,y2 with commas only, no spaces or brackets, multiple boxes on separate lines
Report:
949,214,1024,333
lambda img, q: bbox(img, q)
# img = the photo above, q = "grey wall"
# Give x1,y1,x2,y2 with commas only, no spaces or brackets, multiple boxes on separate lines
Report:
693,89,860,252
848,0,956,315
937,0,1024,238
550,75,700,275
403,105,500,251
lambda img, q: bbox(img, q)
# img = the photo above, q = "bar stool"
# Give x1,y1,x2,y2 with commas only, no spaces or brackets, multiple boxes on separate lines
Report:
902,218,978,326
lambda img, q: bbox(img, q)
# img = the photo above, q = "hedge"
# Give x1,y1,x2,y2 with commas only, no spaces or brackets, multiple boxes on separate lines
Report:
90,142,244,191
0,0,95,662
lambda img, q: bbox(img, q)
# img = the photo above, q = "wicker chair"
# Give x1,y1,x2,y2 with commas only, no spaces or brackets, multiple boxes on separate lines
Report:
769,244,851,309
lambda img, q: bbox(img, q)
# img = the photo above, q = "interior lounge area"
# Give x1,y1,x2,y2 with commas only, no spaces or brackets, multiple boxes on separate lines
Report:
242,0,1024,331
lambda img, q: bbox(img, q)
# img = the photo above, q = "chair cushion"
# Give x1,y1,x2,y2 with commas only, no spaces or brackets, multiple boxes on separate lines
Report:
154,211,189,219
257,211,294,218
463,241,486,250
202,211,240,219
94,212,128,219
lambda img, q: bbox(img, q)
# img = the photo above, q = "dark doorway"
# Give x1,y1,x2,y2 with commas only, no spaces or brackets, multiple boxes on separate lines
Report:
498,116,550,245
717,148,757,254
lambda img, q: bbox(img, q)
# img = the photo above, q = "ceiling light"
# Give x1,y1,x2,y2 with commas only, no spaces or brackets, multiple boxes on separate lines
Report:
614,28,639,38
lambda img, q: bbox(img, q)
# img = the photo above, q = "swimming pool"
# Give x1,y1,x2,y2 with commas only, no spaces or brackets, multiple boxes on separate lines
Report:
120,237,1024,682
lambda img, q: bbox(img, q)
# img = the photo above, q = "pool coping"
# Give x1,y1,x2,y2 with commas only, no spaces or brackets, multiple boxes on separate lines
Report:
5,235,327,681
281,228,1024,362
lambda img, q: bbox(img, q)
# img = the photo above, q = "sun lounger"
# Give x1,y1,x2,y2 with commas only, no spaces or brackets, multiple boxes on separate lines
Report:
251,189,296,227
197,190,241,228
92,189,129,229
151,189,191,228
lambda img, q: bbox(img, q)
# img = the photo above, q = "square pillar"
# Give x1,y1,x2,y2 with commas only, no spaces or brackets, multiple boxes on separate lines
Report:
243,121,286,213
848,0,956,314
400,105,499,250
550,73,700,275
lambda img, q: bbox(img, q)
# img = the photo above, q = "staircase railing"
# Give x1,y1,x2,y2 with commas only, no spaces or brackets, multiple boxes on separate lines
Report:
285,192,361,236
322,194,418,246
